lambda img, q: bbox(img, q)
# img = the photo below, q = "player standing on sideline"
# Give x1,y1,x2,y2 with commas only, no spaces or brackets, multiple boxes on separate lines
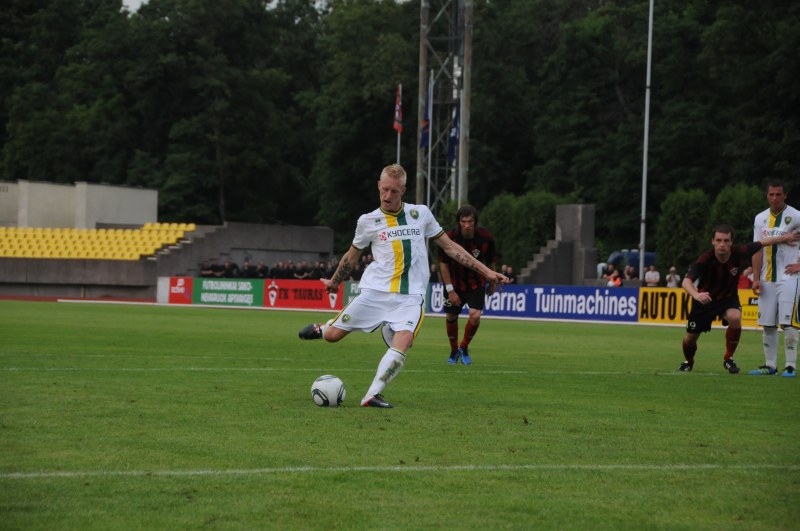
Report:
438,205,497,365
297,164,509,408
678,224,799,373
749,179,800,377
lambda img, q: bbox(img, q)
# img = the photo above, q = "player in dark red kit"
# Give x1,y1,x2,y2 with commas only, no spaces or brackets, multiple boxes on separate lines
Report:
438,205,497,365
678,224,799,373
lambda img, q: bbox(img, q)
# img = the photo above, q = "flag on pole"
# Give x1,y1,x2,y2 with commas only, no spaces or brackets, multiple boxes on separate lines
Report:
393,84,403,133
447,102,460,166
419,84,430,148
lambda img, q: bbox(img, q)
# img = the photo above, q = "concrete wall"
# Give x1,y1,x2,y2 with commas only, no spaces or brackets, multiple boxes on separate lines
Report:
0,182,18,226
157,222,335,277
518,204,597,286
555,204,597,284
0,180,157,228
75,182,157,229
0,258,157,299
19,180,75,228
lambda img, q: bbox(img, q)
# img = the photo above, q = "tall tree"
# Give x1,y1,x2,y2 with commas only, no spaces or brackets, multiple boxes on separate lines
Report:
310,0,418,249
1,0,127,180
654,187,708,274
1,0,797,266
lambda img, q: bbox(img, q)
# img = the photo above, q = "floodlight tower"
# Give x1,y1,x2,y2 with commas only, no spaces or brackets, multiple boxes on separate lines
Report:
415,0,473,214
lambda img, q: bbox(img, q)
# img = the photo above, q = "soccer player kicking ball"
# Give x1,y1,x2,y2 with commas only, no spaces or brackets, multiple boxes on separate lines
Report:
678,224,799,373
298,164,509,408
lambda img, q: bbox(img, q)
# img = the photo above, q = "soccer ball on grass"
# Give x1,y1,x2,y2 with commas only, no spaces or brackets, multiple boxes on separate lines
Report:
311,375,346,407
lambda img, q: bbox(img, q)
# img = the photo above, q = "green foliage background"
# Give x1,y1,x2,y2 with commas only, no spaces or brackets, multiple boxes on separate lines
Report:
1,0,797,268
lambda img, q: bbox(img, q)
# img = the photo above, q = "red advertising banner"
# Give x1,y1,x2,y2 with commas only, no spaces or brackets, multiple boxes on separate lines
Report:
168,277,193,304
263,279,344,310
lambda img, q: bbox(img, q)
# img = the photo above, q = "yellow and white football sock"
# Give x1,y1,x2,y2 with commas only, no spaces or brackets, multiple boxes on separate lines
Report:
784,327,798,369
763,327,779,368
363,348,405,401
319,318,334,335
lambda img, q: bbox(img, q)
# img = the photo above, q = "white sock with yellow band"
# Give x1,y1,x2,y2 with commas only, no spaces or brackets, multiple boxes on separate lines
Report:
363,348,406,400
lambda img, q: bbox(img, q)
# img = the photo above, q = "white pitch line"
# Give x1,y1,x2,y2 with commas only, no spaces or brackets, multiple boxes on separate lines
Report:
0,353,298,362
0,367,372,373
0,367,734,376
2,367,714,376
0,367,529,374
2,463,797,480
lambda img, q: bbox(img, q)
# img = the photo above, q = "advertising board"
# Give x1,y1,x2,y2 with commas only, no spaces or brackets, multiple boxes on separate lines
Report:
164,278,761,329
427,283,639,322
192,278,264,307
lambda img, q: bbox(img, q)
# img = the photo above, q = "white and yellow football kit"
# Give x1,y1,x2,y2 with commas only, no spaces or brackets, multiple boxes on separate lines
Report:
330,202,444,335
753,205,800,327
354,202,444,295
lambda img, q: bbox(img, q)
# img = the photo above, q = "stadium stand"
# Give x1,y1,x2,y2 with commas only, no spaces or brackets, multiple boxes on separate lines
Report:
0,222,196,260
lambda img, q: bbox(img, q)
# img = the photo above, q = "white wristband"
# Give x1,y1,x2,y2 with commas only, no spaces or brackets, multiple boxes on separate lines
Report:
445,284,454,293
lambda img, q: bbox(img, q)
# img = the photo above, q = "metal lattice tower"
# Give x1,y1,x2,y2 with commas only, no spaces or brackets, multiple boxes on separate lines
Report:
415,0,473,216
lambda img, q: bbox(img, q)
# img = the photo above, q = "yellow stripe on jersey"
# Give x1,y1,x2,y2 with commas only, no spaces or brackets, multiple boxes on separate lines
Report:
385,213,404,293
765,211,779,281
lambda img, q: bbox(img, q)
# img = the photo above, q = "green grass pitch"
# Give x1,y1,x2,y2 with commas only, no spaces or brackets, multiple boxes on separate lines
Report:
1,300,798,529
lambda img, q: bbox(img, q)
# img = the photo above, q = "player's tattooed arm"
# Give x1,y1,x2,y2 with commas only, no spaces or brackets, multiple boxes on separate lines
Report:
325,245,363,292
435,233,508,284
331,258,353,285
453,248,481,269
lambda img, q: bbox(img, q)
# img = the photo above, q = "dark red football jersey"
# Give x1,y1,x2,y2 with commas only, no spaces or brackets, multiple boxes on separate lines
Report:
438,226,496,291
686,242,761,300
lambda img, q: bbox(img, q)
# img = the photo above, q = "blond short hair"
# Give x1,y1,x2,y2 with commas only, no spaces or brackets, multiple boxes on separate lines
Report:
381,164,407,186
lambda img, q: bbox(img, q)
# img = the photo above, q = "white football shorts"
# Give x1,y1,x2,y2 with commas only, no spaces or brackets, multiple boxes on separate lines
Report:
329,288,425,336
757,278,800,327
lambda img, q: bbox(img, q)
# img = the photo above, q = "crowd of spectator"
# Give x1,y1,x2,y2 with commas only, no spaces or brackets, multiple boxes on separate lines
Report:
602,263,756,290
500,264,517,283
602,263,665,287
205,257,757,288
203,256,519,285
198,255,375,281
